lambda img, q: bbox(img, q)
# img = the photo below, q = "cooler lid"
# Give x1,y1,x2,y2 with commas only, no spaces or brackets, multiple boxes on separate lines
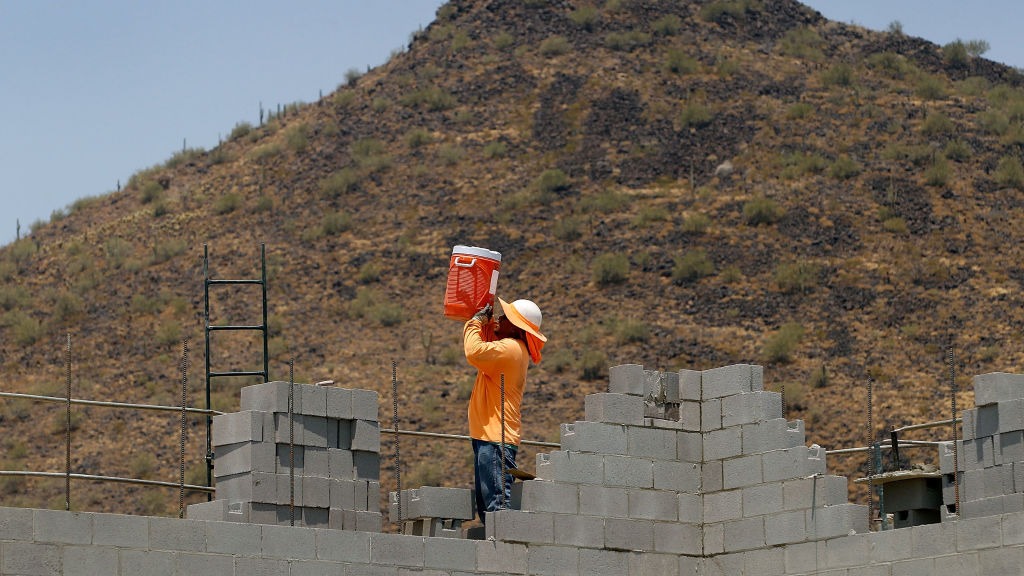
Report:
452,245,501,262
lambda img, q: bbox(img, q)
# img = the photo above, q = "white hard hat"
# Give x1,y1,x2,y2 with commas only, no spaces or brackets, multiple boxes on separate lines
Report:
498,298,546,342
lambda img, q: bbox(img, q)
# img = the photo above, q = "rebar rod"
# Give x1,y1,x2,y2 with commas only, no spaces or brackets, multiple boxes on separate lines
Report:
65,333,71,511
0,470,214,492
500,373,507,510
391,361,402,525
866,374,873,529
179,338,188,519
0,392,220,415
288,359,295,527
949,345,960,516
378,428,558,448
892,418,961,434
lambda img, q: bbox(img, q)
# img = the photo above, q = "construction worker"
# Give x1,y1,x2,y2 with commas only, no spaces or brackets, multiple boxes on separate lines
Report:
463,297,546,524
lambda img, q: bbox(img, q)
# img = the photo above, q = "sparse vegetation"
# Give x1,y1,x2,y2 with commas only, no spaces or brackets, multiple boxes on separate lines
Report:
915,75,947,100
664,49,699,75
995,155,1024,190
483,141,508,159
605,30,652,52
762,322,804,363
583,189,630,213
535,169,570,196
405,128,433,149
569,7,600,30
829,156,861,180
579,350,608,381
539,36,571,57
320,168,361,198
774,262,820,294
400,86,456,111
743,197,783,225
778,27,824,61
681,213,711,234
699,0,760,24
672,250,714,284
214,193,242,215
592,253,629,286
820,64,855,88
553,217,583,242
652,15,682,36
679,104,713,128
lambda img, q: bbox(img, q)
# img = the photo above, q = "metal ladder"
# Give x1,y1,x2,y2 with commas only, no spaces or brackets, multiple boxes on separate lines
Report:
203,243,270,495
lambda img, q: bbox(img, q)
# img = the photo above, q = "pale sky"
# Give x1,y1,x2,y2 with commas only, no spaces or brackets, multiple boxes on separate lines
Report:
1,1,1020,246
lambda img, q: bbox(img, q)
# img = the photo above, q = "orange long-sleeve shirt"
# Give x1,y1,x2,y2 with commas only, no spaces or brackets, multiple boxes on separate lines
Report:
463,318,528,446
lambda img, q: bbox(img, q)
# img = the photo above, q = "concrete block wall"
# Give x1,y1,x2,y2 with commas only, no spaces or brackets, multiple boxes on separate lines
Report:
188,381,382,531
939,371,1024,520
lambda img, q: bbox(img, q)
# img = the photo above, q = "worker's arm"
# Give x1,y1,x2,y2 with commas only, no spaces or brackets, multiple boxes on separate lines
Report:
464,319,515,370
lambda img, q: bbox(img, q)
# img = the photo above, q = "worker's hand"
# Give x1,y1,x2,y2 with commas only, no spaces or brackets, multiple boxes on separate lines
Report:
471,304,493,322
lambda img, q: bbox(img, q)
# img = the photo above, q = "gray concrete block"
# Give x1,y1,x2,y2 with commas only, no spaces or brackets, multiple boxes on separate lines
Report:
527,545,579,576
63,545,117,576
34,509,91,545
824,534,870,569
326,387,353,420
679,401,701,432
302,446,329,477
148,516,206,552
118,549,175,576
723,454,763,489
678,431,703,463
999,430,1024,464
721,391,782,428
653,520,701,555
353,510,383,532
604,517,654,551
974,372,1024,406
302,415,330,448
702,460,723,492
579,485,628,518
704,553,748,576
743,482,784,517
679,492,702,524
353,450,381,481
962,408,977,440
999,399,1024,434
316,527,370,563
553,513,604,548
241,381,301,414
805,503,869,540
328,448,354,479
303,475,331,508
274,412,305,445
979,547,1024,575
865,527,912,562
262,523,317,559
352,419,381,452
723,516,765,552
584,393,645,425
1003,512,1024,546
205,520,261,555
234,555,290,576
609,364,644,396
177,552,235,575
782,475,848,511
389,486,474,520
536,450,603,485
93,512,148,548
579,548,628,576
330,479,356,510
956,515,1002,551
560,421,627,455
216,471,276,504
213,410,266,446
961,495,1005,518
424,537,477,571
679,369,701,401
704,427,742,461
604,455,653,488
627,425,678,460
654,460,700,493
275,443,304,475
741,547,786,576
248,502,280,525
300,384,328,417
704,489,742,523
702,364,757,399
351,389,379,421
337,419,353,450
961,437,995,470
367,533,425,567
277,473,303,506
702,521,724,555
0,507,32,541
976,404,1000,438
354,480,370,511
187,499,248,523
762,446,825,483
701,398,722,431
626,551,682,576
939,441,958,474
765,509,807,545
214,440,276,477
519,480,578,515
475,541,528,575
484,510,554,544
628,489,678,521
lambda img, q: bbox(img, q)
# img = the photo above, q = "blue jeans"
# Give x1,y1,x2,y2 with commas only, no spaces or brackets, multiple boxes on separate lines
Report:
472,439,517,524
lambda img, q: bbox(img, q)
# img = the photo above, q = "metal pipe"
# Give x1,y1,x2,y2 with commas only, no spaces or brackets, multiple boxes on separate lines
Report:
378,427,560,449
0,470,214,493
827,440,945,456
204,244,213,498
893,417,961,434
0,392,221,416
65,333,72,511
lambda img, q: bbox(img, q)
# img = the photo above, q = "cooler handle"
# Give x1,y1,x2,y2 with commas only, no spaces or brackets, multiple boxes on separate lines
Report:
453,256,478,268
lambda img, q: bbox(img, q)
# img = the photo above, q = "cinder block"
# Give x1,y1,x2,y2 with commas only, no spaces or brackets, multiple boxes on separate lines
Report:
303,416,330,448
961,437,995,470
704,490,742,523
275,444,304,475
702,521,724,555
865,527,912,563
721,391,782,428
654,460,700,493
604,455,653,488
805,503,868,540
998,430,1024,464
326,387,353,420
742,547,786,576
330,479,356,510
316,528,370,563
783,540,823,573
148,516,206,552
642,370,679,403
241,381,302,414
337,419,353,450
962,408,977,440
678,431,703,463
275,413,305,445
998,399,1024,433
187,500,247,523
741,418,805,456
824,534,870,569
553,513,605,548
204,520,261,555
762,446,825,483
604,517,654,551
63,545,117,576
956,515,1002,551
609,364,644,396
628,489,678,521
723,454,763,489
247,503,279,525
974,372,1024,406
579,485,628,518
742,482,784,517
536,451,603,485
627,426,678,460
34,509,92,544
679,369,701,401
976,405,1000,438
939,441,958,474
723,516,765,552
368,532,425,567
782,475,848,510
520,481,578,515
213,410,266,446
302,446,329,477
765,509,807,545
680,401,701,431
0,507,34,541
579,548,628,576
389,486,474,520
704,427,742,461
302,475,331,508
476,540,528,575
352,420,381,452
304,507,329,528
560,421,627,455
300,384,328,417
214,440,276,477
653,520,701,555
701,398,722,431
93,512,149,548
527,545,579,576
216,471,276,504
353,451,381,481
702,460,723,492
702,364,757,399
585,393,645,425
118,549,176,576
261,524,316,559
276,473,304,506
484,510,554,544
424,537,477,571
351,389,379,421
328,448,354,479
679,492,702,524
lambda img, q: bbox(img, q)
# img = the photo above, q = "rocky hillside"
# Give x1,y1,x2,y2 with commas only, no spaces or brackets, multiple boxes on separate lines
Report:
2,0,1024,517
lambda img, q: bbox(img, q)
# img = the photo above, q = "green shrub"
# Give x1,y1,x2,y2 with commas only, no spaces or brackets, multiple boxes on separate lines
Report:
943,40,970,67
229,122,253,141
483,141,508,159
720,265,743,284
539,36,571,57
583,189,630,213
762,322,804,363
405,128,433,149
681,213,711,234
151,239,187,265
632,206,669,227
921,113,953,137
334,91,356,108
438,144,466,166
672,250,714,284
778,27,824,61
664,49,699,75
544,349,574,374
535,169,570,195
978,110,1010,135
653,14,683,36
679,104,713,128
995,155,1024,190
284,123,309,152
924,156,951,187
915,75,947,100
829,156,861,180
592,253,629,286
53,292,83,322
371,303,404,327
779,151,827,178
774,261,819,294
250,142,282,161
820,64,855,88
553,217,583,241
370,97,388,112
699,0,759,23
614,319,649,344
493,31,515,51
155,321,182,348
569,6,600,30
140,180,163,204
255,195,273,212
604,30,652,52
9,312,42,346
0,285,28,311
579,350,608,380
743,197,783,225
214,193,242,215
320,168,360,198
166,147,204,169
400,86,456,111
866,52,915,79
882,217,909,235
357,262,381,284
944,140,972,162
321,212,352,236
786,103,813,119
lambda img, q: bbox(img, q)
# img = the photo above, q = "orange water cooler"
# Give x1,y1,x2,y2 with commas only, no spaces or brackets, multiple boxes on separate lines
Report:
443,245,502,321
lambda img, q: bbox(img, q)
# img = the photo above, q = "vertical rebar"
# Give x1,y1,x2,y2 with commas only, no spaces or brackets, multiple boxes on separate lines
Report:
391,361,402,526
949,345,960,516
866,374,874,529
781,382,787,419
179,338,188,518
500,373,507,510
65,333,71,511
261,244,269,383
288,359,295,526
203,244,213,499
